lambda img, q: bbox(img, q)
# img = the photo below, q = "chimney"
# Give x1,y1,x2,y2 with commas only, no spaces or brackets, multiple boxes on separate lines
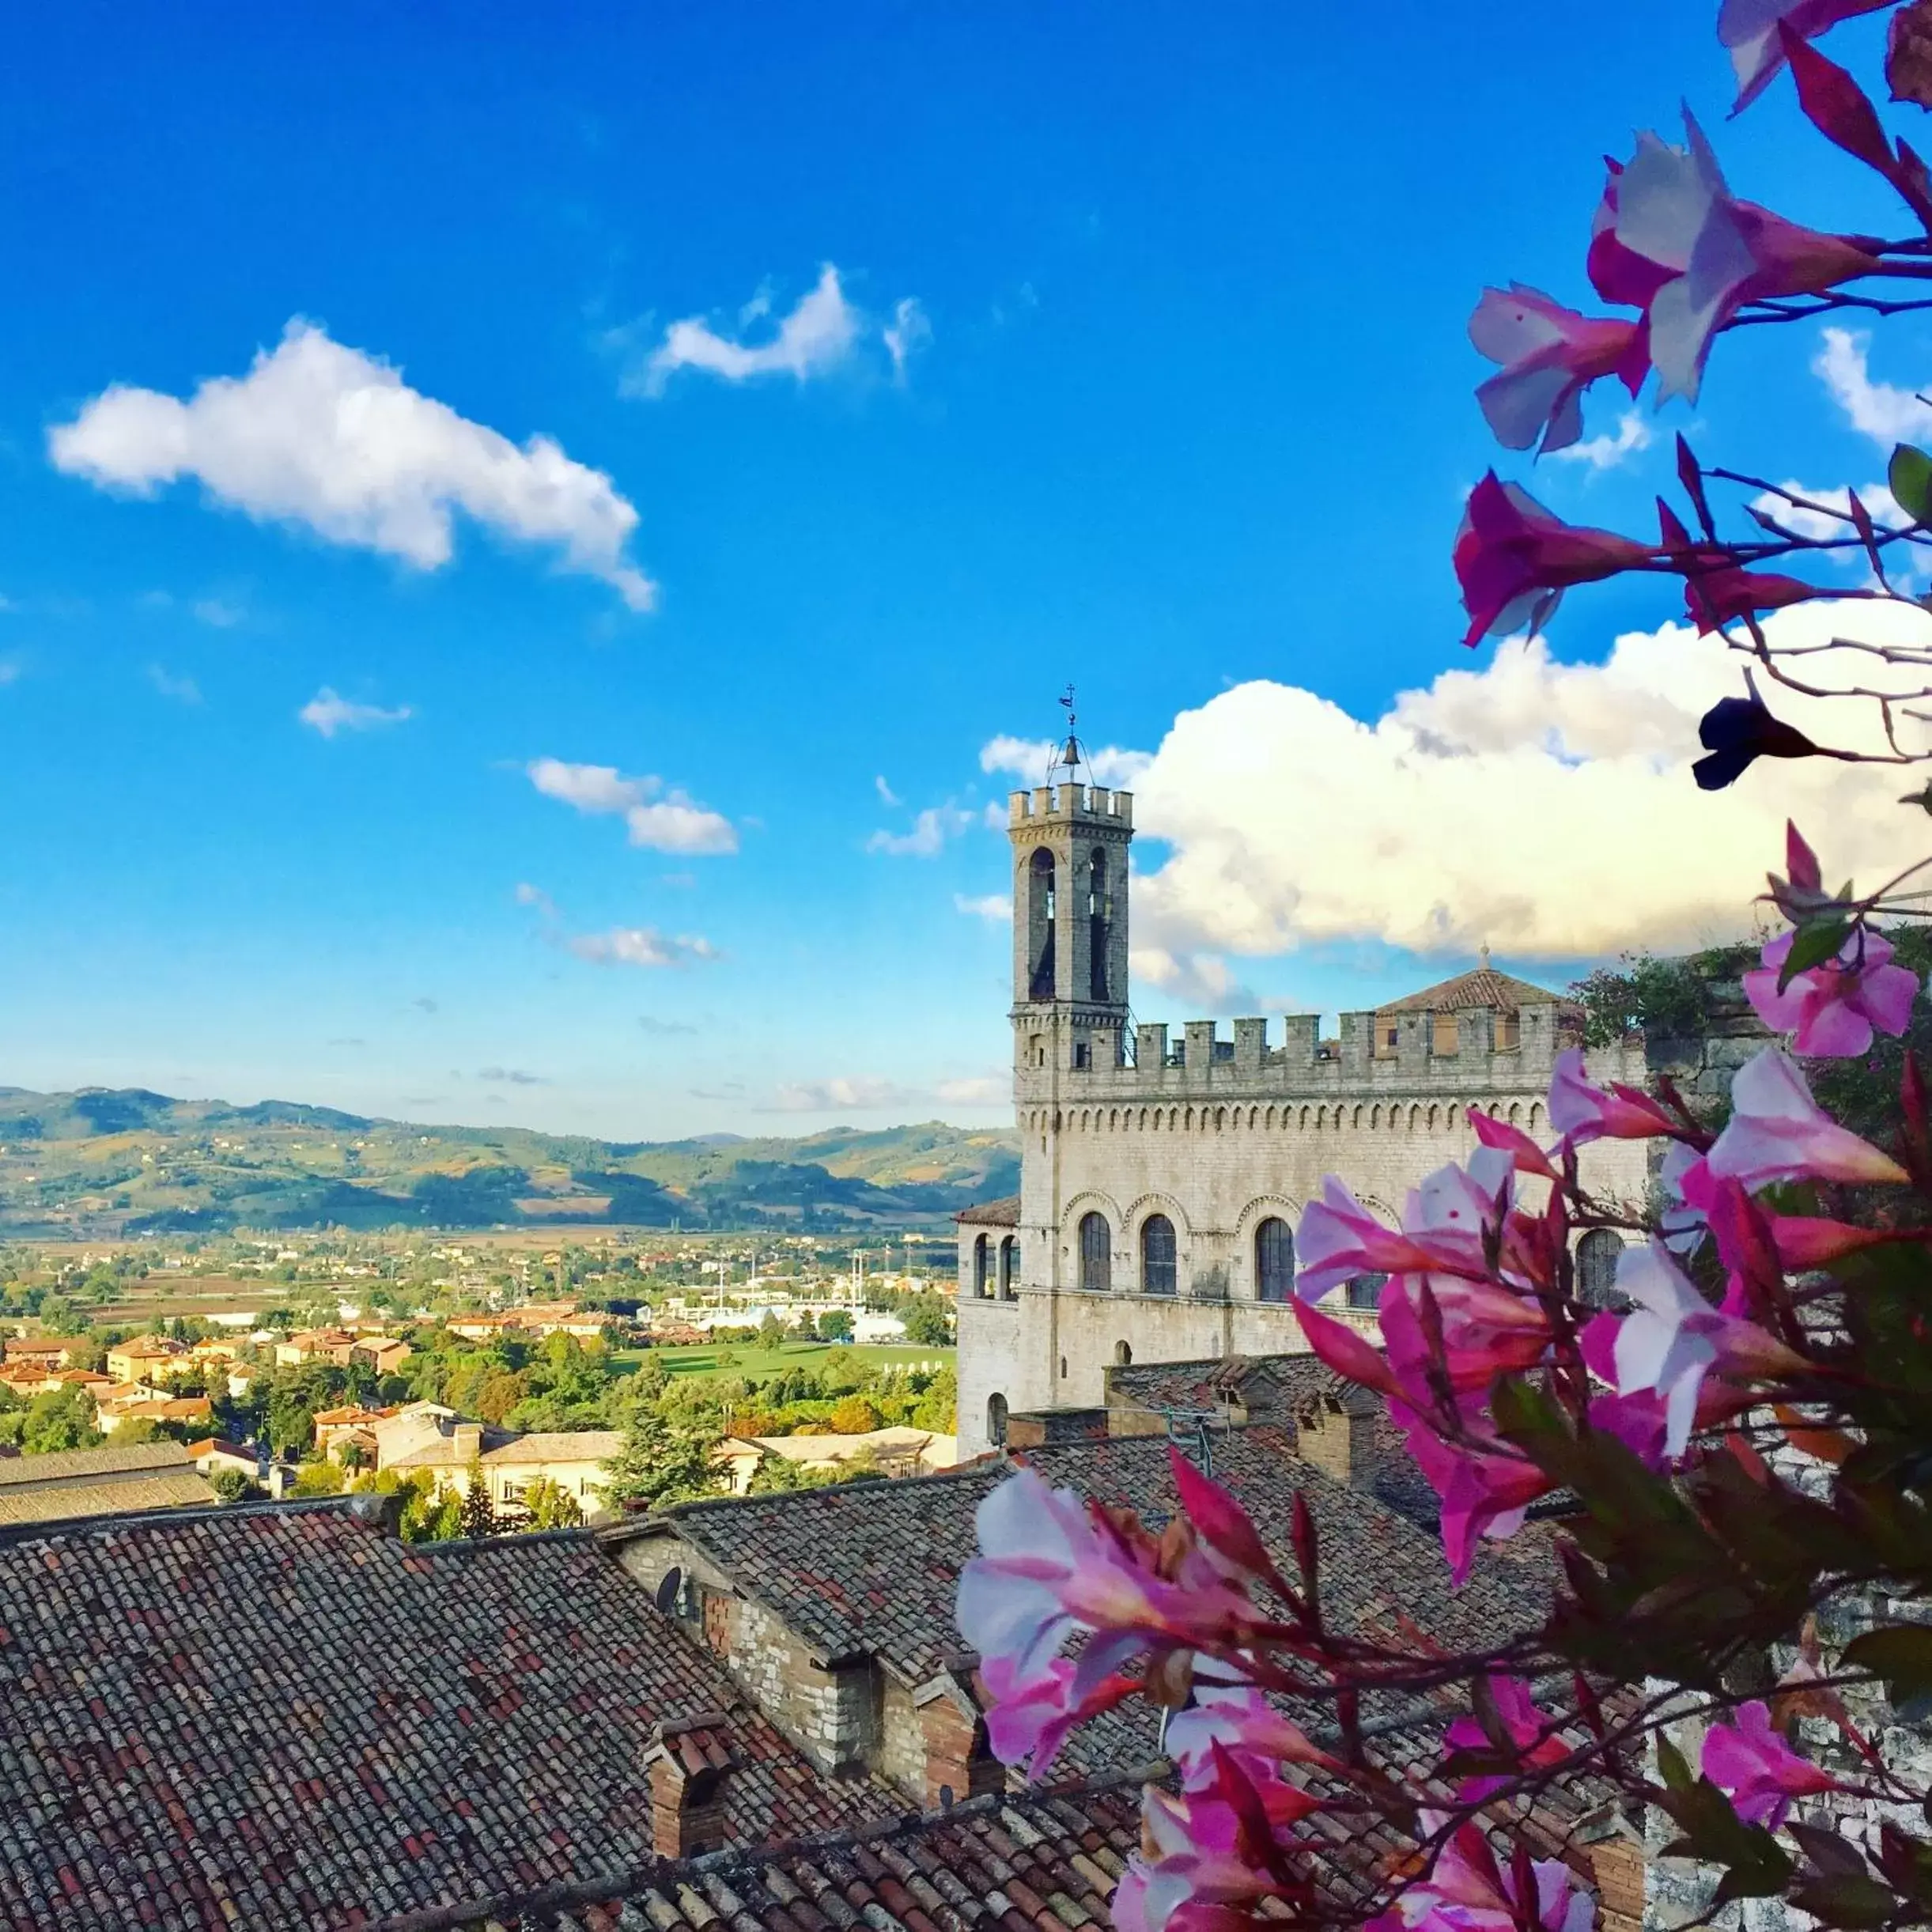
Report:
1294,1386,1381,1489
450,1421,483,1461
647,1715,737,1858
918,1665,1006,1811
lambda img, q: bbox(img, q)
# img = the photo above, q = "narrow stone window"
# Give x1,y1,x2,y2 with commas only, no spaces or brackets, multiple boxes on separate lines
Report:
1028,848,1057,1001
1079,1211,1112,1293
1114,1340,1132,1367
1088,847,1110,1002
1255,1216,1294,1302
1346,1272,1386,1311
1577,1228,1626,1309
998,1235,1019,1300
986,1393,1008,1446
1140,1214,1177,1296
972,1233,989,1299
1495,1010,1520,1050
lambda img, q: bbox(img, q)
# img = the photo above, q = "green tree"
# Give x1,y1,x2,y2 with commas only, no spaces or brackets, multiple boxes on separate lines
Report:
520,1473,584,1529
209,1467,255,1503
457,1458,497,1538
909,1366,957,1433
603,1405,720,1509
291,1461,345,1497
828,1393,882,1434
758,1311,785,1349
21,1385,102,1454
898,1293,955,1348
815,1309,853,1343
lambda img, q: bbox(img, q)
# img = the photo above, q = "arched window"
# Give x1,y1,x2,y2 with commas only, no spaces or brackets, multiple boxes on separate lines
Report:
972,1233,989,1299
1114,1340,1133,1367
987,1393,1008,1446
1577,1229,1626,1309
1140,1214,1177,1296
1088,847,1110,1002
1028,849,1057,1000
1346,1272,1386,1311
1255,1217,1294,1302
1079,1211,1112,1292
998,1234,1018,1300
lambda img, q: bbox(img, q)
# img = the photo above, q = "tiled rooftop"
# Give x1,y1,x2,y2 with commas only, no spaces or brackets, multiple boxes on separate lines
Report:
0,1469,217,1526
650,1427,1542,1695
0,1441,195,1488
437,1775,1152,1932
953,1196,1019,1227
1105,1354,1442,1533
485,1431,626,1466
0,1499,899,1932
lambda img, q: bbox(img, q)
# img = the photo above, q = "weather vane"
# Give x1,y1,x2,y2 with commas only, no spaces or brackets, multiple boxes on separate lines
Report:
1054,682,1086,777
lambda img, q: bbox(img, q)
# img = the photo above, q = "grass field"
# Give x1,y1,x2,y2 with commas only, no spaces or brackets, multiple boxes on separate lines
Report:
609,1340,953,1381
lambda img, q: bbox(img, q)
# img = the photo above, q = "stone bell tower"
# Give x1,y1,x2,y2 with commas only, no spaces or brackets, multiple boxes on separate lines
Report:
1008,712,1132,1095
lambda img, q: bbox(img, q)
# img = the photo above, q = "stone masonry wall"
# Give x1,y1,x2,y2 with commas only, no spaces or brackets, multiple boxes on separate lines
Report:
611,1533,880,1775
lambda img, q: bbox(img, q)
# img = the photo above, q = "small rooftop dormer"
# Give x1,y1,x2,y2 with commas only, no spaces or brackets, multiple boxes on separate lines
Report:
1371,946,1579,1060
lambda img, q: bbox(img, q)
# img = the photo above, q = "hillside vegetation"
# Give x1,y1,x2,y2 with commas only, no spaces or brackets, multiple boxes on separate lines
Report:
0,1087,1019,1237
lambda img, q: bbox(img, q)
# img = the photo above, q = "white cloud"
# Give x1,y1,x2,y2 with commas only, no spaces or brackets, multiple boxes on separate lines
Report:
868,804,974,856
298,687,412,738
1748,478,1903,546
147,664,202,705
883,297,932,380
567,927,720,969
192,596,243,629
1130,947,1260,1015
1815,326,1932,444
50,319,655,609
1549,407,1653,471
633,264,921,395
514,881,558,918
875,774,901,807
1096,602,1932,962
955,892,1012,922
979,735,1154,789
525,755,736,855
768,1071,1005,1113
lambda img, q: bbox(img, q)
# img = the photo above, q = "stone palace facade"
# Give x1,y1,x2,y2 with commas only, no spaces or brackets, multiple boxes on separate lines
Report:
954,774,1653,1454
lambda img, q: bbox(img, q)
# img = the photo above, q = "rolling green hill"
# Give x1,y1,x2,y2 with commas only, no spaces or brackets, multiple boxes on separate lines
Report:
0,1086,1019,1237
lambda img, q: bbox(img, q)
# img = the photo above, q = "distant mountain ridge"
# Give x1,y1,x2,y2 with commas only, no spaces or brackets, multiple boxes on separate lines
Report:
0,1085,1019,1238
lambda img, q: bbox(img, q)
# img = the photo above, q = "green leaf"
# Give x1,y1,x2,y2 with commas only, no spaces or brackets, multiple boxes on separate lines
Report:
1847,1624,1932,1707
1891,443,1932,525
1790,1875,1901,1929
1780,917,1853,992
1657,1735,1695,1793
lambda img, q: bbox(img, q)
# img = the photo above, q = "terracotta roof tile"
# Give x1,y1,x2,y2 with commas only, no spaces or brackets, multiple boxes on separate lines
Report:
0,1499,896,1930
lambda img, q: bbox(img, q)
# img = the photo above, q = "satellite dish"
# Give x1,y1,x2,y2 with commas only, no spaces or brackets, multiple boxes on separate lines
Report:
655,1566,683,1615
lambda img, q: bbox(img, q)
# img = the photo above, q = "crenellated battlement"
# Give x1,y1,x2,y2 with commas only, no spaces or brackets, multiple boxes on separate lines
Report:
1008,783,1134,829
1014,1002,1643,1102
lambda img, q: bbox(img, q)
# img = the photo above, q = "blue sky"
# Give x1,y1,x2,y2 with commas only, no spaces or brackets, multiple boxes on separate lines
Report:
0,0,1919,1138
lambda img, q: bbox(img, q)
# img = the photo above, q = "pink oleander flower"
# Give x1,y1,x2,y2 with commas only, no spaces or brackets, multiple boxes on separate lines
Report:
1377,1817,1596,1932
1166,1684,1344,1792
1659,1141,1717,1255
1112,1756,1319,1932
1548,1048,1680,1145
1707,1045,1910,1189
1297,1300,1405,1399
957,1465,1263,1714
1393,1399,1555,1583
1720,0,1896,112
1589,112,1880,403
1442,1675,1571,1802
1586,1239,1802,1458
1702,1699,1841,1826
1379,1272,1552,1401
1454,473,1655,646
1295,1172,1487,1302
1682,564,1868,634
976,1653,1136,1781
1469,1106,1561,1182
1468,285,1647,456
1744,925,1919,1058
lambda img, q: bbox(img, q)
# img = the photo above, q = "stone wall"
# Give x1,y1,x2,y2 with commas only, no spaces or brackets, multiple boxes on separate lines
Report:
611,1531,880,1776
